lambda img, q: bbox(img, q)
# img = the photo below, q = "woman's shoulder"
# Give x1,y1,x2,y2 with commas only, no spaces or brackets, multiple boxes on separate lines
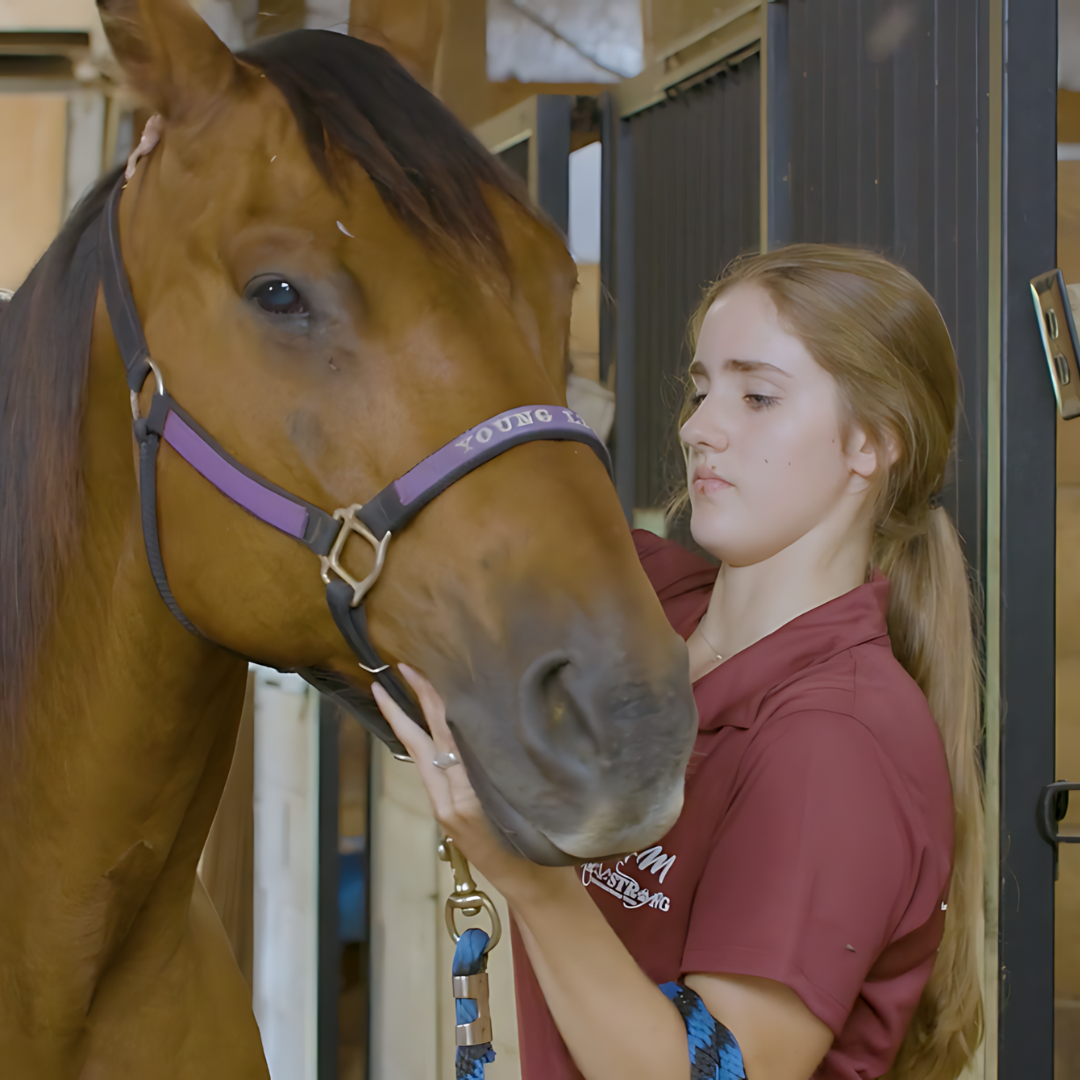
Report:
757,644,953,842
632,529,718,602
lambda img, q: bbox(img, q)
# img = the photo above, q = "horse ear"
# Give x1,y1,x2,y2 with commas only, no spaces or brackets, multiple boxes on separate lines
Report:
97,0,237,118
348,0,444,89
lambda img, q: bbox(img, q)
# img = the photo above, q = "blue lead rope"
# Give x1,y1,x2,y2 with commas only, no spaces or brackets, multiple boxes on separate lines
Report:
452,943,744,1080
660,983,746,1080
454,928,496,1080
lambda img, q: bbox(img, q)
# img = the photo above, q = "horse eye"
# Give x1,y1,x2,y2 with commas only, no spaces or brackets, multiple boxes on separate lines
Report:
249,279,307,316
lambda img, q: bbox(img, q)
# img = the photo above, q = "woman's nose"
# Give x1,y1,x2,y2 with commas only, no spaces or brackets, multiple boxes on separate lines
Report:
680,405,730,452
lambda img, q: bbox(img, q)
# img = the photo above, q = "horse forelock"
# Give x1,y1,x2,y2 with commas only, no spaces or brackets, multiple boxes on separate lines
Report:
0,168,119,743
238,30,541,273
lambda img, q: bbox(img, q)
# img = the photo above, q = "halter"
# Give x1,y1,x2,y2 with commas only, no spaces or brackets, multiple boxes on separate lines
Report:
98,177,613,758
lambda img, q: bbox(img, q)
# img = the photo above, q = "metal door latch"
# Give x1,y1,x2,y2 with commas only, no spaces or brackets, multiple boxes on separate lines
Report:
1036,781,1080,879
1030,269,1080,420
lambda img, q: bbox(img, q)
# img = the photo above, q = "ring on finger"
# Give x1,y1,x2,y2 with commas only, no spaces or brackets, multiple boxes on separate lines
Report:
433,751,462,770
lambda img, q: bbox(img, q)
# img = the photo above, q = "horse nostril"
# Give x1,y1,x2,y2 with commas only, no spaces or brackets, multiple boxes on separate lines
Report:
539,659,573,729
517,653,607,785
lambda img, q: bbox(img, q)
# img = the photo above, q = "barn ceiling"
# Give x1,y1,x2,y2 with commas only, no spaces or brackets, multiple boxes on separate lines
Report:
486,0,643,84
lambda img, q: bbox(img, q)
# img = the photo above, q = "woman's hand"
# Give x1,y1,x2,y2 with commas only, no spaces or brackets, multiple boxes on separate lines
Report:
372,666,562,904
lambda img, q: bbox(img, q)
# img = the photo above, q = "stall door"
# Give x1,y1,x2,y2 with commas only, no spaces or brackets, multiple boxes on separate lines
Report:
613,49,761,536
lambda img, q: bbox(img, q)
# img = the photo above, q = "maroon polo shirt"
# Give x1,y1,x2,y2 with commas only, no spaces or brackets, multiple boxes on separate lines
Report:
512,531,954,1080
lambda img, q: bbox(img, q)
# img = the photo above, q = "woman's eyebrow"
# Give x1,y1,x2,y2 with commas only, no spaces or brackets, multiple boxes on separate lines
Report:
724,358,792,378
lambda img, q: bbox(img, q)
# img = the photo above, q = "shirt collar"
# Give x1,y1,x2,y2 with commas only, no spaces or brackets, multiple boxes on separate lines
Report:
680,572,892,731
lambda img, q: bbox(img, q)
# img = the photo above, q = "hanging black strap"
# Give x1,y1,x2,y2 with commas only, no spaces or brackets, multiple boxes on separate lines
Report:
136,426,204,637
325,580,428,743
101,180,152,394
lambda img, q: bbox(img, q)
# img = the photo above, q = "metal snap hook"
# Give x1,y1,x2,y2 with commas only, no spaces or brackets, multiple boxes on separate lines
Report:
438,837,502,954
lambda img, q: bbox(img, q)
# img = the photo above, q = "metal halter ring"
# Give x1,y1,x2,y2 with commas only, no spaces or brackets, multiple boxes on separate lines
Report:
130,358,166,421
319,503,392,608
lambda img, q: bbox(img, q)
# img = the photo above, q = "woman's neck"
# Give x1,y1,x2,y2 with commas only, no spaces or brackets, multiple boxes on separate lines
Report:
689,519,874,682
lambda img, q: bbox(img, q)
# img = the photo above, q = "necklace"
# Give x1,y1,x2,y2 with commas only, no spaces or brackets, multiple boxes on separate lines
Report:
695,624,723,664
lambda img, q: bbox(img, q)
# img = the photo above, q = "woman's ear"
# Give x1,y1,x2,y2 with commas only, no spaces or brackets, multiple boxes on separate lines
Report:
97,0,237,120
846,425,899,485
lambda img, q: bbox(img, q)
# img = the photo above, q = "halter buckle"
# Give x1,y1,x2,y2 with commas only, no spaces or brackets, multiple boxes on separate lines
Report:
320,504,392,608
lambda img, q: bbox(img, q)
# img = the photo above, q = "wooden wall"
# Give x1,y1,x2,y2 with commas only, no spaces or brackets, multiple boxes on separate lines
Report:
0,95,68,290
1055,86,1080,1080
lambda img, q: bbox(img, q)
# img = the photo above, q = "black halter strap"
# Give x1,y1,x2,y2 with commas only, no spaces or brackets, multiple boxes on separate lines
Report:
98,178,613,758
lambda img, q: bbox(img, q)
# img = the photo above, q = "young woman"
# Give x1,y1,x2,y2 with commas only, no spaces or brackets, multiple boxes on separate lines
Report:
373,245,984,1080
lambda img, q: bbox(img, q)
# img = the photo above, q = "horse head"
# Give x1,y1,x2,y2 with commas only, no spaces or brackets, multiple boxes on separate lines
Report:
94,0,697,863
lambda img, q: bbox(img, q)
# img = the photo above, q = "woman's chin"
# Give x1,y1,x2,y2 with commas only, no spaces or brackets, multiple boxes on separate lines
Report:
688,517,729,561
688,518,766,567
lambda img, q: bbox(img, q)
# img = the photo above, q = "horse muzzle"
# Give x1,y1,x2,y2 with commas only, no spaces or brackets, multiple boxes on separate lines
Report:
444,628,698,866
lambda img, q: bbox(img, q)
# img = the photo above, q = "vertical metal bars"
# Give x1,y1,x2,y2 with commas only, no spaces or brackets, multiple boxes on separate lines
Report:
784,0,988,581
622,52,762,514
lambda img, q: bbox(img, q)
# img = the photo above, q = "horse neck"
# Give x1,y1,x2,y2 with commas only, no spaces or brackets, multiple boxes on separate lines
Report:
0,298,248,1035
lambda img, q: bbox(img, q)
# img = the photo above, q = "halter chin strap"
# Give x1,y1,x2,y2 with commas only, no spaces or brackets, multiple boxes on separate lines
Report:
98,178,613,757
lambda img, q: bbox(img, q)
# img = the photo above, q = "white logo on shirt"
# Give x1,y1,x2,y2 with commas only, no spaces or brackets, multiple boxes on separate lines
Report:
580,846,677,912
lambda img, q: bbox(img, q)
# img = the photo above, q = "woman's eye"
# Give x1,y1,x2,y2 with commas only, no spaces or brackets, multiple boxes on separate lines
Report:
746,394,779,409
249,279,308,316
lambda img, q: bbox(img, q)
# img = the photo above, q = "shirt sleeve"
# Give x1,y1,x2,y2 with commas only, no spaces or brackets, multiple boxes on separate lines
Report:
680,710,915,1035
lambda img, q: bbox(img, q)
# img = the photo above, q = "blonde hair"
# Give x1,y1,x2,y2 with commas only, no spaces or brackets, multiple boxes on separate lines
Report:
680,245,984,1079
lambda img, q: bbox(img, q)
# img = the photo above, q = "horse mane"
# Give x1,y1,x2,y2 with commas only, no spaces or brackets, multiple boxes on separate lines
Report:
0,31,539,740
239,31,536,267
0,168,120,741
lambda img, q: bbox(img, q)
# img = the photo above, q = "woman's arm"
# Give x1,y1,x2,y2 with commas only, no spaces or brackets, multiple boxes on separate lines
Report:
510,873,833,1080
373,668,833,1080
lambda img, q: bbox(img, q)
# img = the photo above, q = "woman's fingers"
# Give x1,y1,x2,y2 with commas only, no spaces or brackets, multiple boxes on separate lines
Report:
396,665,483,810
370,681,434,763
398,664,453,748
371,674,481,831
370,681,459,818
375,670,534,889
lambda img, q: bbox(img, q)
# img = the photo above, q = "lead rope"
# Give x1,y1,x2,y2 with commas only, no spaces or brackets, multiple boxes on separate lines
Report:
438,839,746,1080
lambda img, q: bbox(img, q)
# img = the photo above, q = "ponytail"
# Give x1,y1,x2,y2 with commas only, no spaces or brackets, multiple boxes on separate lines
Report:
875,505,984,1080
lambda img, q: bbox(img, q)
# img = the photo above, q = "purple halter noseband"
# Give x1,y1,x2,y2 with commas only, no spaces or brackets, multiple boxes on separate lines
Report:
98,178,612,756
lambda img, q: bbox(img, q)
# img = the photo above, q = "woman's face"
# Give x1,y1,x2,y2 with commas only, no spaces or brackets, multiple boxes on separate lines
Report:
681,283,875,567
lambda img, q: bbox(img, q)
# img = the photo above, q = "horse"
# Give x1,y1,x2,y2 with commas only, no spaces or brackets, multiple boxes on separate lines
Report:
0,1,697,1075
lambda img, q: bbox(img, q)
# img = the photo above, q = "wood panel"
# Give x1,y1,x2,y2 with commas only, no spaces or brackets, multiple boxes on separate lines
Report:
0,94,67,290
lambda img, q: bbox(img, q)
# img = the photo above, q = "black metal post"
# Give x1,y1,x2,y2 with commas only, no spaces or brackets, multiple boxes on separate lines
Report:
614,116,636,522
996,1,1058,1075
317,699,340,1080
599,91,616,388
535,95,572,236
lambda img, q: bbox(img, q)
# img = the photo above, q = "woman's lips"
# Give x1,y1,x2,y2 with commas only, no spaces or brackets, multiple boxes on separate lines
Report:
692,473,733,496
